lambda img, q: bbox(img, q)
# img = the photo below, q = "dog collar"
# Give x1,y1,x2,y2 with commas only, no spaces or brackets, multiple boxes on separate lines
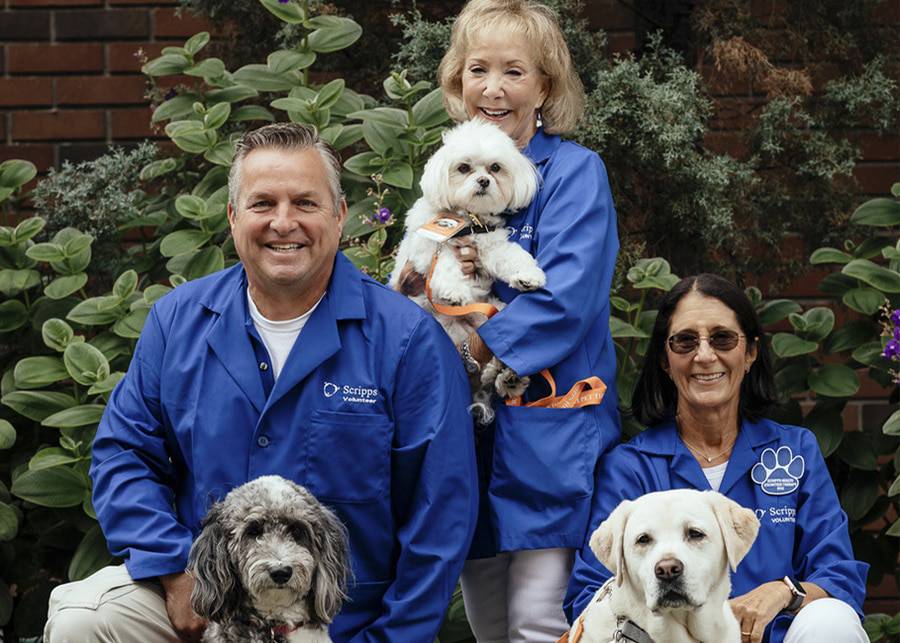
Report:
270,622,299,642
615,617,655,643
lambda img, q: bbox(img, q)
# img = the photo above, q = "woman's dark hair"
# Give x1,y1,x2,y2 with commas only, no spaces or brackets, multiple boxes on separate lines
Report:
632,273,777,426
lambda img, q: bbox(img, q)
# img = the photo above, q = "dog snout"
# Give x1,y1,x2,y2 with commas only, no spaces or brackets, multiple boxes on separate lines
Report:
654,558,683,581
268,565,294,585
476,176,491,189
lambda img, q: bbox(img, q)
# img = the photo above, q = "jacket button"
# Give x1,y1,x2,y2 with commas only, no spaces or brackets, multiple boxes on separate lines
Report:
259,362,269,371
257,435,270,447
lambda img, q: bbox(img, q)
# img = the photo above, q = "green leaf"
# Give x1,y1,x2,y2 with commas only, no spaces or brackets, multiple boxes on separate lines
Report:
381,162,414,189
883,409,900,436
42,404,105,428
851,341,884,367
140,158,178,182
25,242,64,263
184,57,226,80
328,123,364,150
202,102,231,131
850,197,900,227
204,139,236,167
161,229,212,257
887,518,900,537
315,78,345,110
810,247,852,265
888,473,900,497
183,31,210,56
166,122,218,155
13,356,68,389
843,259,900,293
330,87,366,117
44,273,88,300
29,447,80,471
42,318,75,352
206,85,258,104
0,421,15,451
142,53,190,77
144,284,172,304
67,297,123,326
1,391,77,422
824,320,874,354
0,503,18,542
836,432,878,470
0,160,37,189
179,246,224,280
307,16,362,53
64,234,93,257
113,308,149,339
610,316,650,338
259,0,306,23
233,64,296,92
87,371,124,396
230,105,276,123
808,364,860,397
799,307,834,342
0,300,28,333
267,49,315,74
68,524,114,582
758,299,802,326
13,216,45,243
842,287,884,315
0,268,39,297
839,471,879,521
174,194,208,220
411,88,448,129
113,270,139,300
347,106,409,128
771,332,817,358
818,273,857,296
11,466,86,507
343,151,383,176
63,342,110,386
151,94,197,123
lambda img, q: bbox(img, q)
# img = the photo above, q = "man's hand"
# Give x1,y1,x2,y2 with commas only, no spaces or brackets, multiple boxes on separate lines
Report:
729,581,792,643
159,571,207,642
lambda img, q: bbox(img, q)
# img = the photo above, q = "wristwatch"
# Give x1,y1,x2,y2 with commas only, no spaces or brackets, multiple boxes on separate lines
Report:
460,338,481,374
781,576,806,614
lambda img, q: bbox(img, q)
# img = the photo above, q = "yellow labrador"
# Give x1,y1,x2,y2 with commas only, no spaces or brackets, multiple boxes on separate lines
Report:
573,490,759,643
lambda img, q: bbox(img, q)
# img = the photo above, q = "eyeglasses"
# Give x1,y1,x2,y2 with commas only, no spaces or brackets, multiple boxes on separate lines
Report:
666,330,747,354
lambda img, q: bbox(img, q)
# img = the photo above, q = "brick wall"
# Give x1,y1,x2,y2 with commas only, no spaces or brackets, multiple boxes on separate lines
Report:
0,0,209,172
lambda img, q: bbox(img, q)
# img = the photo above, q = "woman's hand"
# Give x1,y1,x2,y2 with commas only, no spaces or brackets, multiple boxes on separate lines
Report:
451,236,479,277
729,581,792,642
159,571,207,642
466,331,494,367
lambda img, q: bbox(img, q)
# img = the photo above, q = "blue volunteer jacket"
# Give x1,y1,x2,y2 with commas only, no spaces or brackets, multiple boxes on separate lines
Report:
565,418,868,642
91,253,479,642
470,128,621,556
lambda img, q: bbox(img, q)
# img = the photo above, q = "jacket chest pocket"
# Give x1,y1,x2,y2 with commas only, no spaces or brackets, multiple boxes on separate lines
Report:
305,411,392,503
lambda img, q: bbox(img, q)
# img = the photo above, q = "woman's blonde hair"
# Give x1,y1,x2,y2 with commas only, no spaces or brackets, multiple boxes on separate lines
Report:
438,0,585,134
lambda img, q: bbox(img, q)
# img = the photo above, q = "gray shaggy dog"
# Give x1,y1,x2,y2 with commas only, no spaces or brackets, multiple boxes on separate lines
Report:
188,475,350,643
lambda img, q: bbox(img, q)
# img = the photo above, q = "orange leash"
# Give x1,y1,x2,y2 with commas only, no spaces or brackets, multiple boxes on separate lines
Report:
425,252,606,410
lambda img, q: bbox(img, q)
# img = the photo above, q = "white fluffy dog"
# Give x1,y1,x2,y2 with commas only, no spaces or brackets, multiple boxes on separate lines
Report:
188,476,350,643
390,119,544,422
573,489,759,643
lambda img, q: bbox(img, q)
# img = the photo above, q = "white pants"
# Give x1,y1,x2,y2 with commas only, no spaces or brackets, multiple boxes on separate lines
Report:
783,597,867,643
460,547,573,643
44,565,180,643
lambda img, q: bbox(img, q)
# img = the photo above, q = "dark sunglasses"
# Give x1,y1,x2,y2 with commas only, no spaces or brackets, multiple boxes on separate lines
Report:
666,330,746,354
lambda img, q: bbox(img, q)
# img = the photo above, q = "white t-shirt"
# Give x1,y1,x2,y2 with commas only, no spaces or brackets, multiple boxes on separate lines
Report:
702,461,729,492
247,290,323,379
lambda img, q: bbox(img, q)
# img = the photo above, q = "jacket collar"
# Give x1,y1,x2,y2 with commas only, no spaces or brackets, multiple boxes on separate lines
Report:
202,253,368,413
523,127,560,165
635,417,781,495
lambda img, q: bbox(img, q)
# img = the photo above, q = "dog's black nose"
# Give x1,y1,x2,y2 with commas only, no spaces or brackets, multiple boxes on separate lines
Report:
477,177,491,189
269,565,293,584
654,558,683,580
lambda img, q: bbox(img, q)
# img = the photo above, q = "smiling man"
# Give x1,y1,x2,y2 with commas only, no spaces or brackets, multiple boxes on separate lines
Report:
44,123,478,643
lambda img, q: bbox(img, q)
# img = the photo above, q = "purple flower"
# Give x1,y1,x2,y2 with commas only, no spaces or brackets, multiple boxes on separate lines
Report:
884,338,900,359
278,0,290,3
374,207,391,224
894,326,900,341
892,309,900,326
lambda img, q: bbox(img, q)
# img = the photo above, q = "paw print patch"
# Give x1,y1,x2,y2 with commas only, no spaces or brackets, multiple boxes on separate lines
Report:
751,446,805,495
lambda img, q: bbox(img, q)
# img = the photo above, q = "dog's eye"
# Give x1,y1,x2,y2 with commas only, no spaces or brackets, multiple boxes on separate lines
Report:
245,521,264,538
687,528,705,541
457,163,471,174
636,534,652,545
290,523,311,546
489,163,502,173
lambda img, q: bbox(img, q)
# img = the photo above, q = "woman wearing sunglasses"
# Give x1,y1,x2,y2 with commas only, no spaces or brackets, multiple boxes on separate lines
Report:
564,274,867,643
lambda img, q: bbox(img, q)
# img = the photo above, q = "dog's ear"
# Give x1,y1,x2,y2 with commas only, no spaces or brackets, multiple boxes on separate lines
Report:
709,492,760,571
188,503,242,622
420,145,454,211
507,152,540,211
589,499,633,586
310,503,351,625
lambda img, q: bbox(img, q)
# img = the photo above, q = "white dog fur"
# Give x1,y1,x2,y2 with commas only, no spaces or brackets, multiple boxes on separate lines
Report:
390,119,544,422
573,489,760,643
189,475,350,643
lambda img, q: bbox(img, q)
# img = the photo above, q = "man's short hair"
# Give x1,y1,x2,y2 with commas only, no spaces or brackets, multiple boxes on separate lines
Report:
228,122,343,213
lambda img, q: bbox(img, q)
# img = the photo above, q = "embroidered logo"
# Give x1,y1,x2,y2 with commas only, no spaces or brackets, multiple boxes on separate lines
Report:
323,382,340,398
322,381,379,405
751,446,804,496
754,508,766,521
